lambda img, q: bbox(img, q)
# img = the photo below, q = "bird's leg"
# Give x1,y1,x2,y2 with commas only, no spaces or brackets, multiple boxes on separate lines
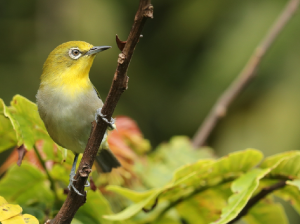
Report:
95,108,115,130
68,153,84,196
85,179,90,187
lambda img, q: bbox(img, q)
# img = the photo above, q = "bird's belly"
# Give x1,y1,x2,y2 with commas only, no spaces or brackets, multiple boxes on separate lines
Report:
50,110,93,154
37,88,103,154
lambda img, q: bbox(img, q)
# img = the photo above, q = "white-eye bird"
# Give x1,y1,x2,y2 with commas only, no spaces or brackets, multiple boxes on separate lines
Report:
36,41,121,195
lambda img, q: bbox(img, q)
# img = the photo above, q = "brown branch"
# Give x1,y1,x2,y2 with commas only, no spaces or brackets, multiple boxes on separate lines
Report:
48,1,153,223
227,180,287,224
192,0,299,148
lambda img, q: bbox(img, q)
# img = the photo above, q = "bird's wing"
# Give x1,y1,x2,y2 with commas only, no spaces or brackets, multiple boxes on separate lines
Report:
93,85,102,100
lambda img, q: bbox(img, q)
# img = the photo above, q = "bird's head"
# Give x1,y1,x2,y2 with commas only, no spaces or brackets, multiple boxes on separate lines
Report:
40,41,111,89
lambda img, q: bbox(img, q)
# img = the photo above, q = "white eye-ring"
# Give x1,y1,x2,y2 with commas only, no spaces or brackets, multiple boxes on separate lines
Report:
69,48,82,59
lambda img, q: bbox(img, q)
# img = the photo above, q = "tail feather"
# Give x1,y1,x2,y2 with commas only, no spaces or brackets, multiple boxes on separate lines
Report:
95,149,121,173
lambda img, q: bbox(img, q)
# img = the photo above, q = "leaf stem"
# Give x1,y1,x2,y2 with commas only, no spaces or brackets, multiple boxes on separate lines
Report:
227,180,287,224
33,145,59,201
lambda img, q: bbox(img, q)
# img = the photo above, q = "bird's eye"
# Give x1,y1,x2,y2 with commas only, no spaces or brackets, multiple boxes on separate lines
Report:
69,48,82,59
72,49,80,55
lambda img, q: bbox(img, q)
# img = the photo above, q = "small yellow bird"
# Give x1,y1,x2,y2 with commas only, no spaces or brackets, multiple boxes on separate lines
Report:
36,41,121,195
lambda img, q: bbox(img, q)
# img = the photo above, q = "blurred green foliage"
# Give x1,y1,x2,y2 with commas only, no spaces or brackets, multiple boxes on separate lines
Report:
1,96,300,223
1,0,300,154
1,0,300,223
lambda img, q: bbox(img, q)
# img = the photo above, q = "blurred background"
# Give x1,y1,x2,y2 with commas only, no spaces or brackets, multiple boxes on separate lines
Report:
1,0,300,166
1,0,300,223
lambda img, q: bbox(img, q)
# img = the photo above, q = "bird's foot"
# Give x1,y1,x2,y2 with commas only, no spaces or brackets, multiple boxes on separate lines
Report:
95,108,115,130
68,173,84,196
85,179,90,187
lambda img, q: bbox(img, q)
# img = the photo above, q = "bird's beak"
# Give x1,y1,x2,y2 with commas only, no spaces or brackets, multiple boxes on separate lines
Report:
85,46,111,56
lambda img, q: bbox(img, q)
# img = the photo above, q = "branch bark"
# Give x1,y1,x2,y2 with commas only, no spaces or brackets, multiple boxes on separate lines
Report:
49,1,153,223
227,180,287,224
192,0,299,148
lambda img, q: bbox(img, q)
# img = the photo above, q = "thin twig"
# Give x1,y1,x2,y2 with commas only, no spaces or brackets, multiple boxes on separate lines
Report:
49,1,153,223
227,180,287,224
192,0,299,148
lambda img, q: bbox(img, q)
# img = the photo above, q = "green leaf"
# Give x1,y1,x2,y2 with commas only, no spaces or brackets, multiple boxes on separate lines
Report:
155,216,182,224
176,183,232,224
40,139,55,160
260,151,300,179
104,189,161,221
0,162,54,206
75,190,122,224
211,168,270,224
286,179,300,190
155,208,182,224
259,151,300,216
244,196,288,224
176,149,263,189
136,136,214,188
1,95,54,153
0,99,17,152
106,149,263,221
171,159,214,185
106,186,159,203
275,184,300,215
49,164,70,186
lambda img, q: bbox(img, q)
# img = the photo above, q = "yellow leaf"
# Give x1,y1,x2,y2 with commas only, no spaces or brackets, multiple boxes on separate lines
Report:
0,196,22,222
2,214,25,224
1,214,38,224
22,214,39,224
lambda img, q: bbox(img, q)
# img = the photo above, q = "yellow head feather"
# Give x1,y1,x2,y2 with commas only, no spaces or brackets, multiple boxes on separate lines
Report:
40,41,96,95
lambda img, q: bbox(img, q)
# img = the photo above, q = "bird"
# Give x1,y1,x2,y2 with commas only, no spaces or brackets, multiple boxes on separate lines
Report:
36,41,121,195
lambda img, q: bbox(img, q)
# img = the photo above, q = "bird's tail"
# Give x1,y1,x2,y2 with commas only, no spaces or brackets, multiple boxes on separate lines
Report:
95,148,121,173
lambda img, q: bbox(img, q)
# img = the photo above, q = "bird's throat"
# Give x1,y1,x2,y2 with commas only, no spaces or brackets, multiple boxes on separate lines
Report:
40,70,92,98
40,55,95,98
